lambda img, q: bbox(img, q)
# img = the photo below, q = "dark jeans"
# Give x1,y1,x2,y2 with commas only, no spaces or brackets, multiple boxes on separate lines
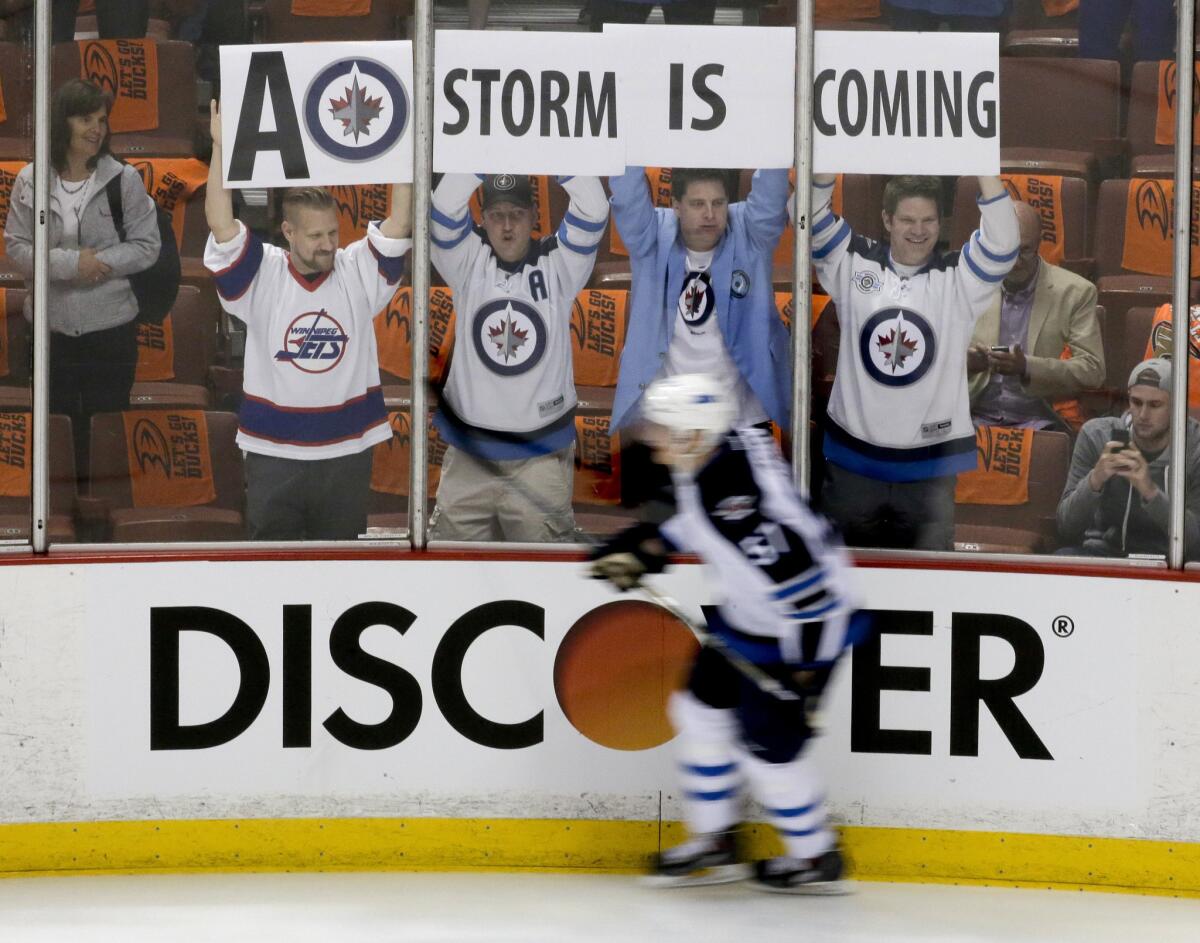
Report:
588,0,717,30
882,2,1007,31
244,448,374,541
50,320,139,485
52,0,149,41
1078,0,1175,62
818,461,956,551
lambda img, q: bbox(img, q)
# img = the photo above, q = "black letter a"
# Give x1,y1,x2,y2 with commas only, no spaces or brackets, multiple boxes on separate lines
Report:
228,51,310,182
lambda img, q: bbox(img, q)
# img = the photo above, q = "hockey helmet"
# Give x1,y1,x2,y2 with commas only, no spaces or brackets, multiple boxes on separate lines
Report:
642,374,736,438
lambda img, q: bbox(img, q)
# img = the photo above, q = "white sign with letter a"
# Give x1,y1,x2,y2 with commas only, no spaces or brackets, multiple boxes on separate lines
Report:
434,31,625,176
220,41,414,188
813,31,1000,175
608,25,795,170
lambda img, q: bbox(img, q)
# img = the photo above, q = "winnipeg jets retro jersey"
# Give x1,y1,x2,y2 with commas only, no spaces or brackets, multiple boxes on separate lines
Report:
811,183,1019,481
205,220,411,460
661,428,857,666
430,174,608,460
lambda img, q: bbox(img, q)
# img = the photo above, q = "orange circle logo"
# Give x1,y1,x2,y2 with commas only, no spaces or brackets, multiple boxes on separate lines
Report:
553,599,699,752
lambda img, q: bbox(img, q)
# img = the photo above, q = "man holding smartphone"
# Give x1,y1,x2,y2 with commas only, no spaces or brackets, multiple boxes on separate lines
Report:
1056,358,1200,559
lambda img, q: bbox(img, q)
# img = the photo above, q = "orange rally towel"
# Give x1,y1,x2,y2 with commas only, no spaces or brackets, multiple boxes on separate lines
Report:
123,410,216,508
0,287,8,378
1051,343,1084,432
0,411,30,498
135,317,175,383
954,426,1034,505
571,289,627,387
816,0,881,19
330,183,391,247
293,0,371,14
1146,303,1200,410
1121,179,1200,277
774,292,832,330
574,415,620,506
0,162,28,259
0,74,7,125
471,176,552,239
370,411,447,496
1040,0,1077,15
79,40,159,133
374,286,457,382
131,159,208,252
1154,62,1200,147
1001,174,1065,265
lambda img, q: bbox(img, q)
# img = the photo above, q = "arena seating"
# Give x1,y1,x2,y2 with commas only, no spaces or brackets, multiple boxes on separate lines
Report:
85,409,244,541
0,43,31,161
249,0,412,43
129,286,219,409
953,428,1072,554
0,413,76,542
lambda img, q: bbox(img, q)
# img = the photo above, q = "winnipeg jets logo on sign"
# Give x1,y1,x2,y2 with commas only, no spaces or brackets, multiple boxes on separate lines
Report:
472,298,548,376
678,271,716,329
858,307,935,387
275,310,349,373
304,58,410,162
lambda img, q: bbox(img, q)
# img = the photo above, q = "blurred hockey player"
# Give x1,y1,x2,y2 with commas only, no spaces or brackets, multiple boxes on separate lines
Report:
589,374,865,893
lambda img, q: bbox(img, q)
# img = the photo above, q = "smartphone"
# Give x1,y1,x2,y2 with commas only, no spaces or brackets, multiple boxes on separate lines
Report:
1111,428,1130,446
990,345,1013,354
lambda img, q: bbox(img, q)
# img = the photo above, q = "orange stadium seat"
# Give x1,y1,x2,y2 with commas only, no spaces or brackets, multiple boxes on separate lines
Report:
250,0,412,42
999,58,1122,179
1126,61,1200,180
129,286,219,409
1093,178,1200,325
0,42,31,160
953,428,1072,554
86,408,245,541
52,40,198,158
951,174,1091,277
0,413,77,542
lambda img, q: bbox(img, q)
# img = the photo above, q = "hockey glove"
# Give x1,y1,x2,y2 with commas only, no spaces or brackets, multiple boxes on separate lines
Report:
590,552,648,591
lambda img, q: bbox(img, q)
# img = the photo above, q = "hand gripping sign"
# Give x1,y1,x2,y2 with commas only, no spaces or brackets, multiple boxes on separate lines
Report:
220,41,414,187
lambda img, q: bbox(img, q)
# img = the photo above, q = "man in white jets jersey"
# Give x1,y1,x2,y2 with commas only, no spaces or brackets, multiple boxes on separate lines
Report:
429,173,608,541
590,374,867,894
810,173,1018,550
204,101,412,540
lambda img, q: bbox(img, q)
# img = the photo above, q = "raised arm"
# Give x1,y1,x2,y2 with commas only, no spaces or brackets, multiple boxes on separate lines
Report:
608,166,657,259
741,169,789,253
552,174,609,296
205,100,239,244
977,176,1006,201
379,183,413,240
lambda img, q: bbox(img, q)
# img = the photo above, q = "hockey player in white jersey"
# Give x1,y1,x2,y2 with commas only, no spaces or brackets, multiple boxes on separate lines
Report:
203,101,413,540
809,173,1019,550
429,172,608,542
590,374,866,893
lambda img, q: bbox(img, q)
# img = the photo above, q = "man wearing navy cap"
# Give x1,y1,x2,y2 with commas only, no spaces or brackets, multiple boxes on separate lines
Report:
1057,357,1200,558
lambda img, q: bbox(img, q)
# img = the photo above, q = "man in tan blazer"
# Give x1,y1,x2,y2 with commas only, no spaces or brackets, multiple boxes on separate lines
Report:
967,201,1104,430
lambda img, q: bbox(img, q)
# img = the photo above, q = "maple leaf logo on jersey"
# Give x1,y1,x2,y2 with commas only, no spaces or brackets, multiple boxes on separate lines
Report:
875,327,919,372
488,311,529,362
329,76,384,143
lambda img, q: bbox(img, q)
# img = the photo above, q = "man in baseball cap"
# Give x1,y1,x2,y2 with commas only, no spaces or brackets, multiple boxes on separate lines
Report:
1057,357,1200,558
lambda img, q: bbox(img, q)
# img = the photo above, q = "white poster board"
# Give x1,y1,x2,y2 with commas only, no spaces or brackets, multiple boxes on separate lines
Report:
608,24,795,169
813,31,1000,175
433,31,625,175
220,41,414,187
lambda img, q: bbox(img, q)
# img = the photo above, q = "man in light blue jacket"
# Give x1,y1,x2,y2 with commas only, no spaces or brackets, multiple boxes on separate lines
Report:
608,167,792,510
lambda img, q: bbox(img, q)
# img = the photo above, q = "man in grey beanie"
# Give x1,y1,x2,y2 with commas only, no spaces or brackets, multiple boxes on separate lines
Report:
1057,357,1200,559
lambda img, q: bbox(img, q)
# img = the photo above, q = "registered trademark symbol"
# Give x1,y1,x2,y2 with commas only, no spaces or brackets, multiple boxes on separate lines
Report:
1052,616,1074,638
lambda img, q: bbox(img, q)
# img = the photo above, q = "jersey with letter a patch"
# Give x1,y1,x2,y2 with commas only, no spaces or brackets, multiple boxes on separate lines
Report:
430,173,608,459
205,220,411,459
810,182,1019,482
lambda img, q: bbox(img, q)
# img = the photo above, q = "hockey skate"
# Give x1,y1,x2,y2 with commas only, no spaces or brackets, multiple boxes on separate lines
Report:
750,848,851,895
643,829,749,888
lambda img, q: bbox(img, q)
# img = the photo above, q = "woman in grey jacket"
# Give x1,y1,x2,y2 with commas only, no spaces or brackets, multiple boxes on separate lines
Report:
4,78,160,484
